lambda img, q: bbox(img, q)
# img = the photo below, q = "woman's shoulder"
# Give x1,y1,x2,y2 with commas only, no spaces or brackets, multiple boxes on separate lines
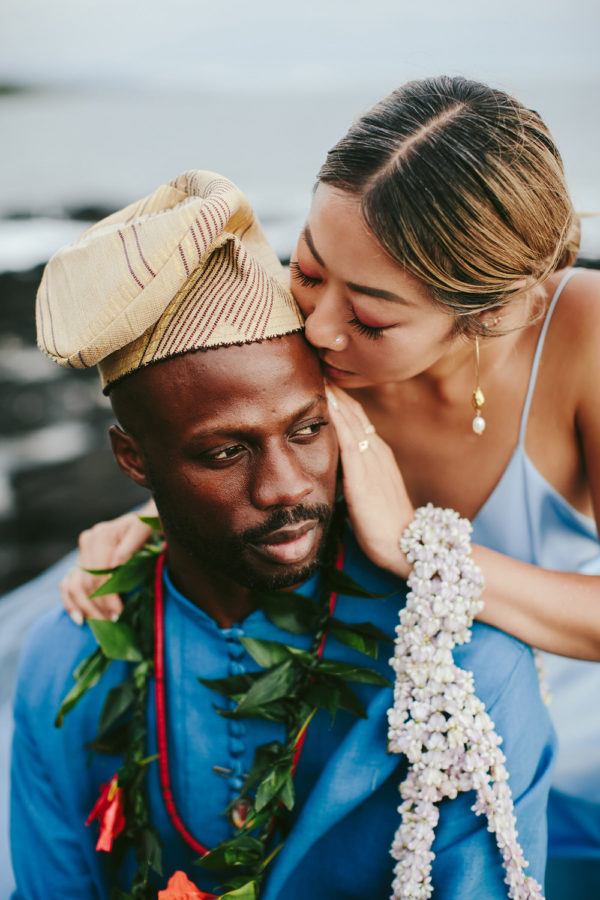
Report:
546,267,600,390
552,267,600,343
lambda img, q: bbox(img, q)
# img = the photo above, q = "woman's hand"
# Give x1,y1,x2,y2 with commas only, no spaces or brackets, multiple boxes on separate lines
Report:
60,500,157,624
326,385,414,579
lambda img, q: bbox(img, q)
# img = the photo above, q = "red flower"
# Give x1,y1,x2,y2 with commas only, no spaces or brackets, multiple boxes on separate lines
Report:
86,774,126,852
158,871,217,899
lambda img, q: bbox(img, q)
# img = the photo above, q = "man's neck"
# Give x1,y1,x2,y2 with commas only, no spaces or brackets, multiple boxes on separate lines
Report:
165,543,256,629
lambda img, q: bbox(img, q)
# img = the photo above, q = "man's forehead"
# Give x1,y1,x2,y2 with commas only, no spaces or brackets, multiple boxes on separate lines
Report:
185,391,327,441
112,334,324,435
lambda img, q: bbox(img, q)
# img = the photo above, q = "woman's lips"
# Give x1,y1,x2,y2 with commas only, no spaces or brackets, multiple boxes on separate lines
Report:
322,360,355,381
249,521,319,565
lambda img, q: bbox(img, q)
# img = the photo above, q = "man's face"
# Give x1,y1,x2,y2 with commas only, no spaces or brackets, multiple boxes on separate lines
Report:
111,334,338,590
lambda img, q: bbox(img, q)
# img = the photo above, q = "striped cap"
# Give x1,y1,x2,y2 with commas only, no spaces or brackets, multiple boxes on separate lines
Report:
36,170,304,390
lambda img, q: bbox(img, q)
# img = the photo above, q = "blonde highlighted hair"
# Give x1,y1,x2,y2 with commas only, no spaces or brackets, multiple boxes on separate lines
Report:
318,76,579,335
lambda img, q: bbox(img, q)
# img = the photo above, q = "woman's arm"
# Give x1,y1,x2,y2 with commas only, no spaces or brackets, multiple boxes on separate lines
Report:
325,383,600,661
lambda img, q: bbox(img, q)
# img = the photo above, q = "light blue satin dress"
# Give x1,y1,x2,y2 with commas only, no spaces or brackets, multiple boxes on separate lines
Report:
471,268,600,873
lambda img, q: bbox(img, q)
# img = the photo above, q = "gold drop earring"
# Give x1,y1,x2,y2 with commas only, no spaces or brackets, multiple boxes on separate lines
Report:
472,335,486,435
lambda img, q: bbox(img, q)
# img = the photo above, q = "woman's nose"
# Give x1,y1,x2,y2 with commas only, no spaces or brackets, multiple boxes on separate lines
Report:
302,295,348,353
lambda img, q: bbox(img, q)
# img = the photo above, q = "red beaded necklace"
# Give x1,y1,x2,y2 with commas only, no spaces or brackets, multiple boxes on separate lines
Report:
153,546,344,854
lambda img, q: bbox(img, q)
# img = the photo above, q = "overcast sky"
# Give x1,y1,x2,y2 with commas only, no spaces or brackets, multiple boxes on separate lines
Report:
1,0,598,93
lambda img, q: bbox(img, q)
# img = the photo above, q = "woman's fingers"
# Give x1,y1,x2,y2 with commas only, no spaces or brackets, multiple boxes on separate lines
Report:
325,384,413,579
61,509,154,623
60,569,119,623
111,514,156,566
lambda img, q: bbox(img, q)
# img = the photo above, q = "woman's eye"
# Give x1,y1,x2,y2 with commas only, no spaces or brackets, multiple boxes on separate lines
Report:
290,260,321,289
347,314,385,341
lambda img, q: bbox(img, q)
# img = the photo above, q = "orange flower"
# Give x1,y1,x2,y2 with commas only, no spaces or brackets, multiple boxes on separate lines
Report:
86,774,126,852
158,871,217,899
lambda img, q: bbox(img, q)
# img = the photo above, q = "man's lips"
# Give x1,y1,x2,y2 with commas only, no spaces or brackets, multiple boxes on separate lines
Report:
249,520,319,565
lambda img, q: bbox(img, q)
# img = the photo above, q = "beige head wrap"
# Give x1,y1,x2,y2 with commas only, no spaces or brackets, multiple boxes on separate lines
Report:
36,170,304,390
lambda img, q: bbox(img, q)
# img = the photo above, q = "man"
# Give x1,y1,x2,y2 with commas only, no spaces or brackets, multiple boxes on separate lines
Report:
11,171,554,899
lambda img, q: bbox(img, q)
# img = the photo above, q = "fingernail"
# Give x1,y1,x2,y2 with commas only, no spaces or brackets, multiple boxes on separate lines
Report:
70,610,84,627
325,387,339,410
111,612,120,622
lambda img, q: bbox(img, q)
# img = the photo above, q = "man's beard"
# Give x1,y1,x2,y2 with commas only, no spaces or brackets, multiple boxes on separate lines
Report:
152,490,334,591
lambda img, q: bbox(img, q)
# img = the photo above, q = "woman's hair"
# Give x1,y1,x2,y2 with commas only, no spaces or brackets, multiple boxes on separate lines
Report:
318,76,580,335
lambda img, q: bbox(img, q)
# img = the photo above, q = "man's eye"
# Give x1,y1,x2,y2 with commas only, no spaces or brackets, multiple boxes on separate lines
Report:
209,445,245,461
292,421,327,438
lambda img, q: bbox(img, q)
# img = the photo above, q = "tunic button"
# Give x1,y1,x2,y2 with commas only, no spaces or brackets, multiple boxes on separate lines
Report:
229,738,244,756
230,776,244,791
228,721,245,737
229,661,245,676
230,759,243,776
227,627,244,640
228,642,245,660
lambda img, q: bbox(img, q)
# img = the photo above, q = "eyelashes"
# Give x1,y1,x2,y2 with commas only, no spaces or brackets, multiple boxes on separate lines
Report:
290,260,320,288
291,260,386,341
346,315,385,341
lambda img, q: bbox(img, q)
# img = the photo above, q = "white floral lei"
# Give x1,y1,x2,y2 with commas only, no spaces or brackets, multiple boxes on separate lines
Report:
387,505,545,900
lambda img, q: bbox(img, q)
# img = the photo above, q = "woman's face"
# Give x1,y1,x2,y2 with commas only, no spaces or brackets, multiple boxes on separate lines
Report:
291,184,458,388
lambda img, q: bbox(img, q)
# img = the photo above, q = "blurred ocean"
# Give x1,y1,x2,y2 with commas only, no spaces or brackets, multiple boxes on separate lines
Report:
0,1,599,895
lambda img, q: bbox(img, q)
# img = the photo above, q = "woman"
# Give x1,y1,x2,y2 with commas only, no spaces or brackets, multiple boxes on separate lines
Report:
60,76,600,884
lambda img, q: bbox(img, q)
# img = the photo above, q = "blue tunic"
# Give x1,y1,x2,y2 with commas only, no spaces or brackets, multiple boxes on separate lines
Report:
11,531,555,899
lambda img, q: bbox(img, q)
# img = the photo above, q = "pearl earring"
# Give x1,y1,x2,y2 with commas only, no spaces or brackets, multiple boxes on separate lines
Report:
472,335,486,435
333,335,345,348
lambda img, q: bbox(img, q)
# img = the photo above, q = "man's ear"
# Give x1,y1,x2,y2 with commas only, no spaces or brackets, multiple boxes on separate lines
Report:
109,425,151,489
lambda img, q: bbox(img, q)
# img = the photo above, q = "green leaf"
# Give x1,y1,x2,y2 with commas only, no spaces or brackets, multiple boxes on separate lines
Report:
220,882,259,899
254,761,293,812
303,682,343,718
279,775,295,811
90,547,159,598
324,569,388,599
306,673,369,719
98,680,135,736
86,719,130,755
55,649,110,726
329,678,368,718
132,659,153,690
198,835,264,873
89,620,143,662
90,564,148,597
242,741,287,793
313,658,391,686
200,672,259,698
239,638,292,669
329,618,392,659
138,515,162,531
141,827,162,875
235,661,298,715
217,698,303,726
253,590,320,635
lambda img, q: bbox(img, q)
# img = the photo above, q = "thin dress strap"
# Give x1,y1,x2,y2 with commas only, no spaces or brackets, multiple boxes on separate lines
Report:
518,267,582,445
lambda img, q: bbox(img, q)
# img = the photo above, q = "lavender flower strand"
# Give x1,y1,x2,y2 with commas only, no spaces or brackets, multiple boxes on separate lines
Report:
387,504,544,900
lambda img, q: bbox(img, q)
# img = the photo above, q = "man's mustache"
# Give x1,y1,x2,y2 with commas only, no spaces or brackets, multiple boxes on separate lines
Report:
241,503,333,544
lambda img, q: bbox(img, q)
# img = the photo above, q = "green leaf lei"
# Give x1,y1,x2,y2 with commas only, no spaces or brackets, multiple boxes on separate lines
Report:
56,516,391,899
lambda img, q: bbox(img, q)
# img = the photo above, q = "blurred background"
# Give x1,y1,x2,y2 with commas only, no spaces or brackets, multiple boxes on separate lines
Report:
1,0,599,895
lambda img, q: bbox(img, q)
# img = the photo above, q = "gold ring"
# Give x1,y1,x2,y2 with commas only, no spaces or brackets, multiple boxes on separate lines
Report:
358,439,370,453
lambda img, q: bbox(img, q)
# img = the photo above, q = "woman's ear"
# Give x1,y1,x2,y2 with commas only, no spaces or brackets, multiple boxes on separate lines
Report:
109,425,151,488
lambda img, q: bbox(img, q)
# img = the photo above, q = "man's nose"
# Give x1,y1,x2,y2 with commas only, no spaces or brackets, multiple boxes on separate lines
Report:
250,444,313,510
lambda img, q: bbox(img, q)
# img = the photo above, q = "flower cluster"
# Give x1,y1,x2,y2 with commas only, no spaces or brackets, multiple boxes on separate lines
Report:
387,504,544,900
